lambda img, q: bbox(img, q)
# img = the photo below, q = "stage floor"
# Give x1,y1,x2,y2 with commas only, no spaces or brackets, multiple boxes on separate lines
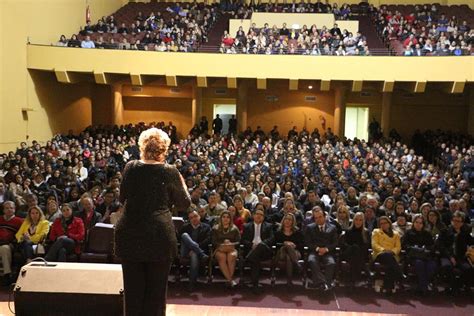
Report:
1,279,472,315
0,302,403,316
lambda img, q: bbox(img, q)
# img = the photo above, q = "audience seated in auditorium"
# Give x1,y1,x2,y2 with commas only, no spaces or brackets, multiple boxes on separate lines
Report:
370,3,473,56
0,119,472,296
56,2,217,53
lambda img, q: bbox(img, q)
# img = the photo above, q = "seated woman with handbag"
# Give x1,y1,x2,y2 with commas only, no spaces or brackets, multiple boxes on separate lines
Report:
15,206,50,263
274,213,304,286
45,203,85,262
211,210,241,288
402,214,437,295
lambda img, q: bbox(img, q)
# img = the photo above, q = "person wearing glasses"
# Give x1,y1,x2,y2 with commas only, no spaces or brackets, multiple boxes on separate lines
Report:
437,211,473,294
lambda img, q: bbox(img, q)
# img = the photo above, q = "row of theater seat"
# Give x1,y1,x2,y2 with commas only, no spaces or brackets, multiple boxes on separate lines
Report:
32,219,466,293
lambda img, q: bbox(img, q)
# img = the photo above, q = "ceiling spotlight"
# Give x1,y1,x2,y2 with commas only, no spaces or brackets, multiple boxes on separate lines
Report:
308,85,313,89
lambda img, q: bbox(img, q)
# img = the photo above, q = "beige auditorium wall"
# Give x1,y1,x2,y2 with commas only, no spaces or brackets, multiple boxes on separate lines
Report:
122,97,192,137
29,71,93,137
0,0,126,152
91,84,114,126
0,2,3,148
246,87,335,133
390,90,469,140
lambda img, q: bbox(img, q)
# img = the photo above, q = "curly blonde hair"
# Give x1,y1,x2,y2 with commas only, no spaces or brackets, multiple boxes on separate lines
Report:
138,128,171,162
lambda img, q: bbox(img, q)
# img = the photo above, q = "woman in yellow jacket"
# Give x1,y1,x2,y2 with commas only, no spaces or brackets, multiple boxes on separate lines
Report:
371,216,404,293
16,206,50,263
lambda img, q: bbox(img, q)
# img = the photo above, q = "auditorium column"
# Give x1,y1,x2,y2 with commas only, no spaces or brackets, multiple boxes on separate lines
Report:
333,85,347,137
237,80,248,132
468,86,474,136
192,84,202,126
381,92,392,137
112,83,124,125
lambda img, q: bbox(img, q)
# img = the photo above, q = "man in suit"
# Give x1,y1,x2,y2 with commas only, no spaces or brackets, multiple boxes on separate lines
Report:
304,206,338,291
242,208,274,292
179,210,211,291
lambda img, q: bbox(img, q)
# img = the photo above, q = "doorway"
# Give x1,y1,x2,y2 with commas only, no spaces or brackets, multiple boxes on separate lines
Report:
344,106,369,141
213,104,236,134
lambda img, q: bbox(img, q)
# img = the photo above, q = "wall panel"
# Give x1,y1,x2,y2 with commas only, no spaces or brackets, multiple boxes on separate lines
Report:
122,97,192,137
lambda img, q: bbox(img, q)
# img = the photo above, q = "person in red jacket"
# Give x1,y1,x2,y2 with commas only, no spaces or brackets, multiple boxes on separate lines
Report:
45,203,85,262
0,201,23,285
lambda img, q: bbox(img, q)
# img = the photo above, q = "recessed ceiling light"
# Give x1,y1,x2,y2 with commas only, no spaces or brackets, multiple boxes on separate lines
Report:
308,85,313,89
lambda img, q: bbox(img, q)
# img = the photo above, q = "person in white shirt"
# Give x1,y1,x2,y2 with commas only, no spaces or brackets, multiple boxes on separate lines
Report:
81,36,95,49
241,209,274,292
243,185,258,209
73,160,88,182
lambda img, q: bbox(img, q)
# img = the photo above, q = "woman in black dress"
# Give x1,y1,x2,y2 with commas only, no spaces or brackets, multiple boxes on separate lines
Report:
274,213,304,285
402,214,436,295
115,128,190,316
341,212,371,286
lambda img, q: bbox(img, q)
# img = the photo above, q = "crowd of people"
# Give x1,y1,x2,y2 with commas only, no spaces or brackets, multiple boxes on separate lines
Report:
50,1,473,56
220,22,371,55
0,119,472,296
55,2,218,52
224,0,354,20
370,3,473,56
219,0,368,55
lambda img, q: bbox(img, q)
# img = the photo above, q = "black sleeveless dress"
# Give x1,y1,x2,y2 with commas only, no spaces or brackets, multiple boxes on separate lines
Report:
115,160,190,262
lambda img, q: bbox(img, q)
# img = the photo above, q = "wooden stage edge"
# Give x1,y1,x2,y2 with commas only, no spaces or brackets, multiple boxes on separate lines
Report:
0,302,405,316
166,304,405,316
